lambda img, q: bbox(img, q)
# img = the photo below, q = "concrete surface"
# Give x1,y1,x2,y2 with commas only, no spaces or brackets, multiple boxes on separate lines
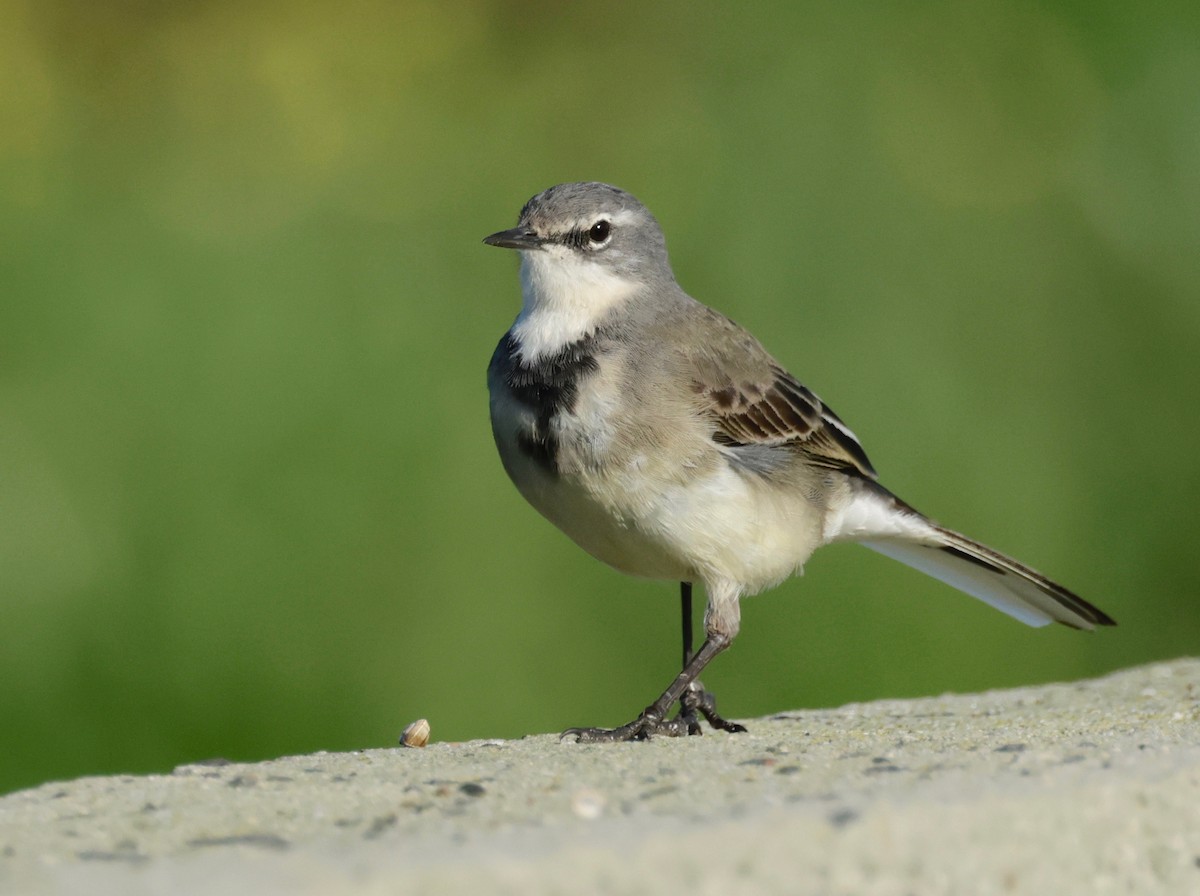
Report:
3,659,1199,895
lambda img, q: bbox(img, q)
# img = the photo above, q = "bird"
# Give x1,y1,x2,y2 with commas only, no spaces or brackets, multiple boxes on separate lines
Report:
483,181,1115,743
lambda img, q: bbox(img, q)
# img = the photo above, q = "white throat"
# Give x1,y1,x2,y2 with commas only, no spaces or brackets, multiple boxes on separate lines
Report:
510,248,637,361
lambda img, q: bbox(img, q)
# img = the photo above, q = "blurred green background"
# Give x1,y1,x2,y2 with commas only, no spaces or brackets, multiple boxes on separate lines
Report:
3,0,1198,796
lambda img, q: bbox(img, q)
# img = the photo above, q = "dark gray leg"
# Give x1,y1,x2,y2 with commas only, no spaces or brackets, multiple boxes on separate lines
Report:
561,582,748,743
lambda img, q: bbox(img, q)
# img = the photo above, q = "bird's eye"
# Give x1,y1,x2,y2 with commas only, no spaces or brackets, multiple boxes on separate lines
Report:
588,220,611,243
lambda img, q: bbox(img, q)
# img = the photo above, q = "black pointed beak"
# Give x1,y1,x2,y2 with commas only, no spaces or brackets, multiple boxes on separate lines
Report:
482,227,544,250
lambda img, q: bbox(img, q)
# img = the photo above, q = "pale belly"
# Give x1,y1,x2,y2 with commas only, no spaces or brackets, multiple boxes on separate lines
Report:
498,438,694,581
495,424,827,594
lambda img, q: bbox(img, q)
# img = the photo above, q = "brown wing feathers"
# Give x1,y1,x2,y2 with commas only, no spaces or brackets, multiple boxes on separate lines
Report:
702,365,877,480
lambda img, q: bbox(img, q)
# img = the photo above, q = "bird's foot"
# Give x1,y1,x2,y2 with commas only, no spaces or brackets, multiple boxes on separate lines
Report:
560,708,692,743
560,681,746,743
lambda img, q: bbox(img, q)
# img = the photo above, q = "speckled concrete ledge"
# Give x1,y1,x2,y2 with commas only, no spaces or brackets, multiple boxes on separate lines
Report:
3,660,1199,895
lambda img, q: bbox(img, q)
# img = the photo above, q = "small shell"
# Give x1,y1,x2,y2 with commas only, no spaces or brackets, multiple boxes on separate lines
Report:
399,718,430,748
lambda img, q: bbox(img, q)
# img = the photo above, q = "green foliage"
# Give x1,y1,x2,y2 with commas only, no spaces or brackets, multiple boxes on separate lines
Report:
2,0,1198,794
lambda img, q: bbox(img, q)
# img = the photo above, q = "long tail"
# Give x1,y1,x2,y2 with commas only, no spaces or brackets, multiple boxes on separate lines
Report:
845,486,1116,630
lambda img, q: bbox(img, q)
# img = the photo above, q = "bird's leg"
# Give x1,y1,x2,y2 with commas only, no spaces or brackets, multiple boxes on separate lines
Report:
680,581,695,670
668,583,745,735
673,581,746,735
562,583,747,743
674,582,703,735
561,635,730,742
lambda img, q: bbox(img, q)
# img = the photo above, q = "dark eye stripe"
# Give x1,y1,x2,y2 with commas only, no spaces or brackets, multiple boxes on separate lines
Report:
559,220,613,249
